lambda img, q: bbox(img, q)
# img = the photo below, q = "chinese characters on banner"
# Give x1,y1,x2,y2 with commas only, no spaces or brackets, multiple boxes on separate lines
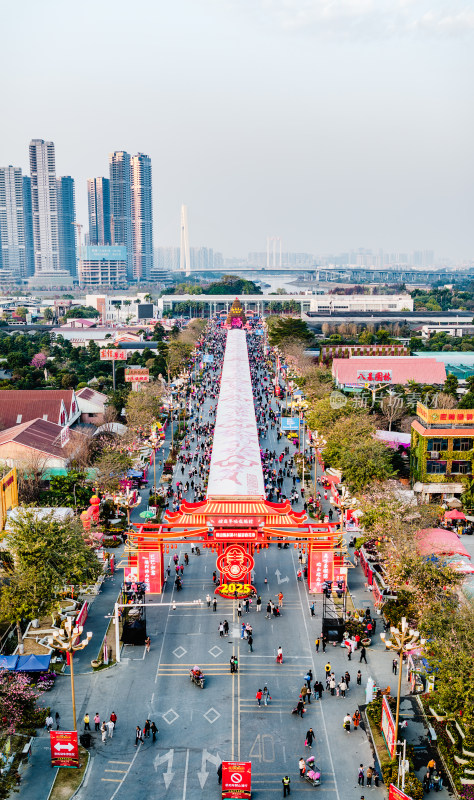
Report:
221,761,251,799
50,731,79,768
381,695,397,758
356,370,392,383
100,349,127,361
308,549,334,593
125,368,150,382
138,550,163,593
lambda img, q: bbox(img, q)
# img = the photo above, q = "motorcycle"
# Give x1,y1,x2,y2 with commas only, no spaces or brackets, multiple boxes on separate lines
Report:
189,668,205,688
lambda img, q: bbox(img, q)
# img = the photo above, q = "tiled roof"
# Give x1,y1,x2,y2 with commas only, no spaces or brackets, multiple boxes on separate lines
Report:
332,357,446,385
0,390,75,429
76,387,107,404
0,418,85,458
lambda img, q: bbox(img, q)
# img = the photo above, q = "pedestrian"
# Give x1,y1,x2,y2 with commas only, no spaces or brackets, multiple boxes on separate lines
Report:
339,679,347,697
278,592,284,607
310,603,315,617
315,680,323,699
299,757,306,776
206,593,211,607
256,689,263,706
263,685,271,705
282,775,291,796
344,670,350,688
107,719,114,738
392,658,398,675
101,721,107,743
305,670,313,690
324,661,331,678
144,719,151,738
306,728,315,748
145,636,151,653
223,619,229,635
213,597,217,612
217,763,222,785
358,765,365,785
151,722,158,742
219,621,224,637
297,698,305,717
353,709,361,729
315,637,320,652
256,595,262,612
248,633,253,652
366,766,373,786
266,602,272,618
301,685,309,704
45,714,54,732
94,712,101,731
343,713,352,732
245,598,250,613
329,678,336,695
83,713,91,731
135,725,143,746
237,603,242,617
359,646,367,664
277,646,283,664
55,712,60,730
357,670,362,685
428,758,436,778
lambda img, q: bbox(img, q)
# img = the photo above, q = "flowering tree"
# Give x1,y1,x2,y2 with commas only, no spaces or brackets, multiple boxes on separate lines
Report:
30,352,47,369
0,669,42,733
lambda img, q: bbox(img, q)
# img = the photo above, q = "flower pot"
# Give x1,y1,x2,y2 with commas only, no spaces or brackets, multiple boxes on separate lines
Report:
361,638,371,647
90,659,101,669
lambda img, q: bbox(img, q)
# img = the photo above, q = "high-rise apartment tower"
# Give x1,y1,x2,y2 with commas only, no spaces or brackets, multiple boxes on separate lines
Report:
87,177,111,246
130,153,153,281
56,176,76,276
0,166,26,278
109,151,133,280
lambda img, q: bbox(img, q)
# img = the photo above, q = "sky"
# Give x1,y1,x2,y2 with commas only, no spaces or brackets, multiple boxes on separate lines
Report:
2,0,473,260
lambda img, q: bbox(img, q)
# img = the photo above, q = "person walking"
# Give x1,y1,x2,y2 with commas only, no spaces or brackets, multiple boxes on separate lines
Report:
344,670,351,689
101,721,107,743
107,719,115,738
358,765,365,786
322,634,327,653
94,712,101,731
145,636,151,653
151,722,158,742
282,775,291,796
366,766,373,787
278,592,284,607
357,670,362,685
325,661,331,679
256,595,262,612
305,670,313,691
299,757,306,776
248,633,253,652
359,646,367,664
237,603,242,617
297,698,305,717
315,680,323,700
223,619,229,635
315,637,320,652
110,711,117,728
329,677,336,695
45,714,54,732
217,763,222,785
266,602,272,619
276,646,283,664
310,603,315,617
83,713,91,731
301,685,309,704
256,689,263,706
263,685,271,705
353,709,361,730
213,597,217,612
135,725,143,746
144,719,151,738
206,593,211,608
306,728,315,748
219,622,224,637
392,658,398,675
343,712,352,732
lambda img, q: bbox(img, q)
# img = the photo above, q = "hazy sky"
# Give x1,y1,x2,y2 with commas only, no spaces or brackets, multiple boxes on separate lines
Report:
2,0,473,260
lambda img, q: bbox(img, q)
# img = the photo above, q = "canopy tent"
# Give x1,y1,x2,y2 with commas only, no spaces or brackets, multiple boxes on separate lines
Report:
444,509,466,521
126,469,144,478
16,654,51,672
0,655,19,670
416,528,471,559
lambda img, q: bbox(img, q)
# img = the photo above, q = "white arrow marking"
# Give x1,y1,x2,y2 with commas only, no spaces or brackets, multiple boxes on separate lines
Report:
54,742,75,752
153,748,175,788
197,748,220,789
275,569,289,584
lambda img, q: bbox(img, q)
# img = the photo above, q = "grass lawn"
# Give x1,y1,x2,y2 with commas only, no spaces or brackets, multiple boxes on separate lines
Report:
49,747,89,800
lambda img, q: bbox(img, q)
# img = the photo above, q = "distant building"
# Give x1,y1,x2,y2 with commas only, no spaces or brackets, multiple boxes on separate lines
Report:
22,175,35,276
109,151,133,280
29,139,73,286
130,153,153,281
76,387,108,425
78,245,127,288
0,417,86,475
87,177,111,246
56,176,76,276
411,402,474,502
85,292,157,323
0,166,26,278
0,389,80,430
332,356,446,389
154,247,180,272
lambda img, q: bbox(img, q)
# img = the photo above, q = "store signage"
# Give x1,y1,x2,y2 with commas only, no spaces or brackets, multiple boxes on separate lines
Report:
356,370,392,382
417,403,474,424
221,761,251,799
389,785,413,800
125,368,150,382
381,695,397,758
209,516,264,528
50,730,79,768
100,349,127,361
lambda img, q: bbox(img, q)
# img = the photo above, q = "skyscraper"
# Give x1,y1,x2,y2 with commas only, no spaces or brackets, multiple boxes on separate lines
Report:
109,151,133,280
180,204,190,276
87,177,111,246
130,153,153,281
22,176,35,277
56,176,76,276
0,166,26,278
29,139,60,275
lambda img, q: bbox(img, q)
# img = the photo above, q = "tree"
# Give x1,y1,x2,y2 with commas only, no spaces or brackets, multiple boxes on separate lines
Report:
94,450,133,492
380,394,405,431
267,317,313,347
443,373,459,398
14,307,27,320
44,471,92,508
30,352,47,369
0,510,101,647
124,383,164,436
43,307,54,321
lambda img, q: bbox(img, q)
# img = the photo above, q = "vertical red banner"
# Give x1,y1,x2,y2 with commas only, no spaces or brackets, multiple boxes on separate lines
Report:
222,761,251,799
50,731,79,767
138,549,163,593
389,785,413,800
308,549,334,592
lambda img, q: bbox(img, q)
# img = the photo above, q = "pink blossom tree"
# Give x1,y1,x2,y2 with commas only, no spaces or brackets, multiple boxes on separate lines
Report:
30,353,47,369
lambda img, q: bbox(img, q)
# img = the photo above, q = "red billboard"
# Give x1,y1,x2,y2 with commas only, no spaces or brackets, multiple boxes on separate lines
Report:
100,349,127,360
138,549,163,593
308,549,334,593
50,730,79,768
222,761,251,799
389,785,413,800
381,695,397,758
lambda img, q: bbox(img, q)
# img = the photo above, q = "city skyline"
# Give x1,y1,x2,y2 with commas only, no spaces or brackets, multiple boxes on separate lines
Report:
1,0,472,263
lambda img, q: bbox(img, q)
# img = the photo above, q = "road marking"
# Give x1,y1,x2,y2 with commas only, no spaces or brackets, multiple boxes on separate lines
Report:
101,778,121,782
203,707,221,723
182,748,190,800
154,748,175,788
104,769,127,773
108,760,131,764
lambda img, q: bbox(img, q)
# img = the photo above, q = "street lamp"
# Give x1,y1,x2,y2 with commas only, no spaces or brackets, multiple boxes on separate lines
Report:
48,618,92,731
337,485,359,534
380,618,425,744
310,431,327,503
